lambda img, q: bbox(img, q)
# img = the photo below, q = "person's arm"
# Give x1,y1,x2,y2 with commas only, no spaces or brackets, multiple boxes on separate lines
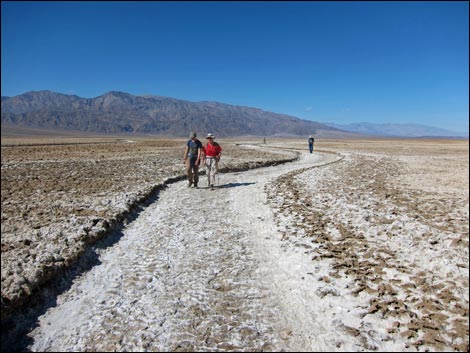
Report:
200,144,206,162
183,145,189,164
196,142,202,165
216,145,222,162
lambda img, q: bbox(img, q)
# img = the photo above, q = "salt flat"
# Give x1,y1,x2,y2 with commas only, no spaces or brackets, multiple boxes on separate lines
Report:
1,137,468,351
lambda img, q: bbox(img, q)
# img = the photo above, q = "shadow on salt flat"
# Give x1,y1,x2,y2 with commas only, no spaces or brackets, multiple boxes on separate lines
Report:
217,182,256,189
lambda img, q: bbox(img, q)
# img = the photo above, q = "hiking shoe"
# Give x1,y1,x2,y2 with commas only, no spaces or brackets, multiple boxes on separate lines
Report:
194,183,198,188
188,182,192,188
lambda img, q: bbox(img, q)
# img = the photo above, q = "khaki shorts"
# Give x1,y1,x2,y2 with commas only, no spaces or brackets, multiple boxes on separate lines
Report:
205,157,218,175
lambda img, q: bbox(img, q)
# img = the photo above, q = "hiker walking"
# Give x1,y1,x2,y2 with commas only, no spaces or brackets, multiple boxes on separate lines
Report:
183,131,203,188
308,135,315,154
202,133,222,189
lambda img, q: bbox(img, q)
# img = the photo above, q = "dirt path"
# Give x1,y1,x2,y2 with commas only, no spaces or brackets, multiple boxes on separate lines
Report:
27,149,341,351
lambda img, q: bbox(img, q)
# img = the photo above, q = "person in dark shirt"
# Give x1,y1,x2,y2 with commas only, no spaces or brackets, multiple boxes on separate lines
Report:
308,135,315,154
183,131,203,188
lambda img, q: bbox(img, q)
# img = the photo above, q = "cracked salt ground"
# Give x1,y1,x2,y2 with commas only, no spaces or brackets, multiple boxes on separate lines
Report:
27,151,341,352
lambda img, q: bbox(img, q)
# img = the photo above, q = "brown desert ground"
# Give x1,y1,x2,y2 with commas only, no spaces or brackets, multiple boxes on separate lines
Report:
1,135,297,315
1,133,468,351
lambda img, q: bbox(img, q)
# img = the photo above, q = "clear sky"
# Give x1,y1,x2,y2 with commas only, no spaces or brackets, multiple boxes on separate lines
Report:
1,1,469,133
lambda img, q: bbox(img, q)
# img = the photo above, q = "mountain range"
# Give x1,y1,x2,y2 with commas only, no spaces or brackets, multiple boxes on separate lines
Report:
1,91,354,138
324,122,468,138
2,91,466,138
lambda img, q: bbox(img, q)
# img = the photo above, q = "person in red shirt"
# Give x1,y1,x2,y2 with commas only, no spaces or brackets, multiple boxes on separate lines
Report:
202,133,222,189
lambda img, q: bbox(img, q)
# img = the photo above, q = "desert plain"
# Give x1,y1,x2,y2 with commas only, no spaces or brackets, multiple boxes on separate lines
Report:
1,133,468,351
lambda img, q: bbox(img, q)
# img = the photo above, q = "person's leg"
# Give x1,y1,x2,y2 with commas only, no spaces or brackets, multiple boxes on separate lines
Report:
205,160,211,187
211,171,216,186
193,165,199,187
208,159,216,187
186,160,193,186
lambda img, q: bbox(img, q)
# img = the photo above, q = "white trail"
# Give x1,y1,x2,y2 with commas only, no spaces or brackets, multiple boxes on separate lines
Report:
28,150,342,352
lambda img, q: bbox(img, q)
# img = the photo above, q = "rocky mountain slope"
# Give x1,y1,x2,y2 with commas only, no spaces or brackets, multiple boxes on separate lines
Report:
1,91,352,138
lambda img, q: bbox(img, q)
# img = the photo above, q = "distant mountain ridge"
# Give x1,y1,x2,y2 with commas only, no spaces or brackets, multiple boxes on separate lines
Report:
325,122,468,138
1,90,354,138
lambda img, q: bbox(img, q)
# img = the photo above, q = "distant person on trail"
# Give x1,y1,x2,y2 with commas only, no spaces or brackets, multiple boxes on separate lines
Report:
202,133,222,189
308,135,315,153
183,131,203,188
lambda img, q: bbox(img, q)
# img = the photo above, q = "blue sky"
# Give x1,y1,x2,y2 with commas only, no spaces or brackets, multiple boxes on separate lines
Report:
1,1,468,133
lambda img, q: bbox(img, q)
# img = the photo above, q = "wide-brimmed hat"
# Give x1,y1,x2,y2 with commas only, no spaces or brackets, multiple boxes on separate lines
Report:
190,131,197,138
206,133,215,139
